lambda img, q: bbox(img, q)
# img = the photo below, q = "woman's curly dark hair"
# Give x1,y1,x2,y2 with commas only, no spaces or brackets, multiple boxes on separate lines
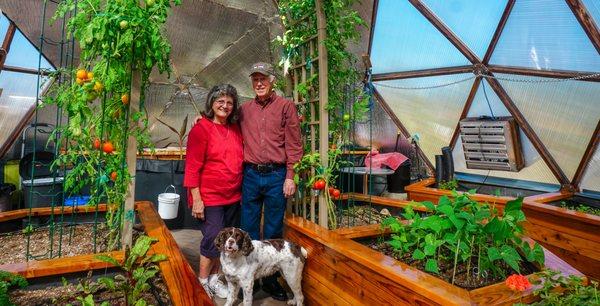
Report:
202,84,239,124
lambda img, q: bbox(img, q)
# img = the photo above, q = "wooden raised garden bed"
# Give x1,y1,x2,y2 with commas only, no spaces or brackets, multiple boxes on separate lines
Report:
523,192,600,281
284,215,584,306
0,201,212,306
405,178,546,207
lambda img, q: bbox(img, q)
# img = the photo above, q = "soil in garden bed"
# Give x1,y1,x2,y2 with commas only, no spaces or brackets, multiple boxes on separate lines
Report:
434,181,543,198
8,271,171,306
335,204,428,228
0,223,114,265
361,238,538,290
548,195,600,216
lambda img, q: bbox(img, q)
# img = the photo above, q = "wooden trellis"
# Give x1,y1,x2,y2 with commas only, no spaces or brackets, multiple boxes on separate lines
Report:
287,0,329,228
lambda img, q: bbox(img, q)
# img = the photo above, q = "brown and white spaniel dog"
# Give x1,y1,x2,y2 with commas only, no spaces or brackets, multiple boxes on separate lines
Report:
214,227,307,306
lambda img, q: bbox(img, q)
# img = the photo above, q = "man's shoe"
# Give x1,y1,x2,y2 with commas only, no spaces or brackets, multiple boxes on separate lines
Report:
262,279,288,301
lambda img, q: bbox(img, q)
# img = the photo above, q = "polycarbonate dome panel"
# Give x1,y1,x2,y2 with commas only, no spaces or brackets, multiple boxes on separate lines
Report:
5,30,53,70
496,73,600,181
583,0,600,28
490,0,600,72
421,0,508,58
370,0,470,74
0,71,45,155
374,74,474,163
458,78,559,185
0,14,9,42
580,147,600,193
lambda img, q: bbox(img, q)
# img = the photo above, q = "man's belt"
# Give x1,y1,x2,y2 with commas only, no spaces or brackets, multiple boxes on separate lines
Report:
246,163,285,173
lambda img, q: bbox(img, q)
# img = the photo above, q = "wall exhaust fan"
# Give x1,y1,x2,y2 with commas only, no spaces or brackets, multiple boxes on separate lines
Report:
459,117,524,172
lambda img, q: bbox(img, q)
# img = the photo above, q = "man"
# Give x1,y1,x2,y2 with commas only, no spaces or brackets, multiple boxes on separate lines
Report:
239,62,302,301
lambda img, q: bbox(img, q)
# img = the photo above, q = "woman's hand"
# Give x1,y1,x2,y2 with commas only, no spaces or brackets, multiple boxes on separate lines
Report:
192,198,205,220
190,187,205,220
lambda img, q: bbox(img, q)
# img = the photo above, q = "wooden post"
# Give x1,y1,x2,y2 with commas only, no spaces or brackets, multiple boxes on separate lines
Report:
316,0,329,228
121,72,141,249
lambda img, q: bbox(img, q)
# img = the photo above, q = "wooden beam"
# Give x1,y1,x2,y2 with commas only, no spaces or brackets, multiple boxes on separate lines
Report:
485,76,571,186
2,65,52,76
572,119,600,188
122,71,140,248
408,0,480,64
372,65,473,82
489,65,600,82
449,77,481,150
373,88,435,172
367,0,379,56
0,22,16,70
565,0,600,55
316,0,329,228
483,0,515,64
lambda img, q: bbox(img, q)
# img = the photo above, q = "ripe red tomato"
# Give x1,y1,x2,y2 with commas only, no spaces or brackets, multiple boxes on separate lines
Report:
102,141,114,154
313,179,326,190
93,138,101,150
332,189,341,198
328,187,335,195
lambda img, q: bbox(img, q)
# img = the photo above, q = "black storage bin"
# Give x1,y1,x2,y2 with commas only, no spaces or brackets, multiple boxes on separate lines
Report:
387,161,411,193
19,151,56,180
135,159,196,230
22,177,64,208
0,183,16,212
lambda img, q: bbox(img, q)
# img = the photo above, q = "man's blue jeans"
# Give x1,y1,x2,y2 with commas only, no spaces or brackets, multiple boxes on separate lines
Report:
240,165,286,240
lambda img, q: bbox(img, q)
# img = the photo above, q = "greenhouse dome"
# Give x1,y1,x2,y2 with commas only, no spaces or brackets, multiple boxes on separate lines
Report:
0,0,598,305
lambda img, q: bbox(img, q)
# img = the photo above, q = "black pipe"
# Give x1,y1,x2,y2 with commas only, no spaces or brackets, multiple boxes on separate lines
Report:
441,146,454,181
435,155,444,183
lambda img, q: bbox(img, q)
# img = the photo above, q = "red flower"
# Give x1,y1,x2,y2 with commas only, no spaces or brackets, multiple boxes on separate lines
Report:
505,274,531,292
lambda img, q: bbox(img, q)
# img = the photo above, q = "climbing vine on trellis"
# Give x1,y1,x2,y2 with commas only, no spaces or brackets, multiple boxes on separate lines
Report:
275,0,370,227
43,0,181,247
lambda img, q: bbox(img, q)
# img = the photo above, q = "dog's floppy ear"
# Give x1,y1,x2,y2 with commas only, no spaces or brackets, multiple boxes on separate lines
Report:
214,227,231,252
240,229,254,256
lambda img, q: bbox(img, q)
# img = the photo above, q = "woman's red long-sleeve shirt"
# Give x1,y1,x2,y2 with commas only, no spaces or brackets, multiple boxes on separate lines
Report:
183,117,243,207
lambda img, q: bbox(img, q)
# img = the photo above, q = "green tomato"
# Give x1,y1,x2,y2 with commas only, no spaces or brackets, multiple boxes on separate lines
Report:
119,20,129,29
343,114,351,121
146,0,155,7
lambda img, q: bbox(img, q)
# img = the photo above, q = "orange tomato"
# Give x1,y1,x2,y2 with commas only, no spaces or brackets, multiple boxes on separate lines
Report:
76,69,87,79
86,71,94,80
110,171,118,181
75,78,84,85
102,141,114,154
121,94,129,105
93,81,104,92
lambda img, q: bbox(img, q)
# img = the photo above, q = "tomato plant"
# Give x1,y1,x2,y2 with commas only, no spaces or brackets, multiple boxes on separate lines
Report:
45,0,181,248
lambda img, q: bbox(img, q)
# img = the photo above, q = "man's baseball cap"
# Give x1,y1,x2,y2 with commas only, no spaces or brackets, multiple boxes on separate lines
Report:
249,62,275,77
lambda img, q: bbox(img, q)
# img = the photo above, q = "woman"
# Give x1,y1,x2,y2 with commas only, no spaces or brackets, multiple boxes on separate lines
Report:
184,84,243,299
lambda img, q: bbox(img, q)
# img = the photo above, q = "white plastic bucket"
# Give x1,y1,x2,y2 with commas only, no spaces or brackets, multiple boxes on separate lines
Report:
158,185,180,220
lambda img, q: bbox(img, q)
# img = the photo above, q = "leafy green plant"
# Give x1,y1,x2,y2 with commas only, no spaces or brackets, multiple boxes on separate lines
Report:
559,201,600,216
293,148,352,228
155,114,189,158
0,270,28,306
96,235,167,306
276,0,370,227
438,179,458,191
382,193,545,285
517,269,600,306
44,0,181,247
